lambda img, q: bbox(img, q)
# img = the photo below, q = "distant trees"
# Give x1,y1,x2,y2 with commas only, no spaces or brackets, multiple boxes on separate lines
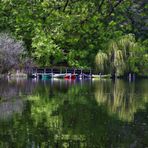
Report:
0,33,25,73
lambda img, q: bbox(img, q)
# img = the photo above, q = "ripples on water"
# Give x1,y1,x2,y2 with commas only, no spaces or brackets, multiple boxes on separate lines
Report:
0,79,148,148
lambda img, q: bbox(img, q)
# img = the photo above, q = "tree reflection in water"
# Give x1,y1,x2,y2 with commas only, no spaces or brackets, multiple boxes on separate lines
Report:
0,79,147,147
94,79,148,122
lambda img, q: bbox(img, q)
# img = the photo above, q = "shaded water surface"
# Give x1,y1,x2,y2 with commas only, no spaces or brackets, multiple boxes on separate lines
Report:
0,79,148,148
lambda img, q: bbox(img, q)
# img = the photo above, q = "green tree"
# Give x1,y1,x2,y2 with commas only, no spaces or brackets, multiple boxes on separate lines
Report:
32,28,63,66
0,0,147,69
95,34,148,76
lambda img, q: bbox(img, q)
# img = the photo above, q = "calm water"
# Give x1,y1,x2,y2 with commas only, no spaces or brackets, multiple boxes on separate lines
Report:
0,78,148,148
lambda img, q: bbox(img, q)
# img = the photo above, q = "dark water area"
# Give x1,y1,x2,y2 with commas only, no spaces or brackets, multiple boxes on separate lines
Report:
0,78,148,148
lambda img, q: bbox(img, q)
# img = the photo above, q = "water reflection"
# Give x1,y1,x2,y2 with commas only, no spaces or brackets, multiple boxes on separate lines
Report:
0,79,37,99
0,100,24,120
94,79,148,121
0,79,147,147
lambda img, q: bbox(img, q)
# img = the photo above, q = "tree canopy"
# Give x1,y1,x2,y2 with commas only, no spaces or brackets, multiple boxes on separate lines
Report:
95,34,148,76
0,0,147,75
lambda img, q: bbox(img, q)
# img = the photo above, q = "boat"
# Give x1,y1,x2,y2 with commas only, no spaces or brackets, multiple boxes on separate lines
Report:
64,73,77,80
41,73,53,80
92,74,100,79
52,73,66,78
83,74,92,79
29,73,37,78
92,74,111,79
78,73,92,79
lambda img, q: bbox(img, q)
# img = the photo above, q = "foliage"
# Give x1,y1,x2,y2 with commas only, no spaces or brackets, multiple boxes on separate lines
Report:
0,33,25,73
0,79,148,147
94,79,148,122
95,34,148,76
0,0,147,72
95,51,108,72
32,28,63,66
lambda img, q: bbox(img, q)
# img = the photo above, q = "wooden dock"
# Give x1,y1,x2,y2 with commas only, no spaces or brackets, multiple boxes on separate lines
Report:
26,67,111,80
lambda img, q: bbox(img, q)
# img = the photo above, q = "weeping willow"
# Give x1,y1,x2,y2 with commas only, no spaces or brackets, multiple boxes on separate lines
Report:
113,50,126,76
118,34,138,57
107,40,127,75
95,51,108,72
95,34,144,76
102,34,140,76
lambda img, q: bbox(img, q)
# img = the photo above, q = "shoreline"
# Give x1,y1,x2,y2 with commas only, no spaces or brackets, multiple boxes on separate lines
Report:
0,73,148,80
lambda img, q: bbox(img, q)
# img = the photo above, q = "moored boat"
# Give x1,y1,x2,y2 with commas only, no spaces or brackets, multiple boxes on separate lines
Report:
92,74,111,79
30,73,37,78
53,73,66,78
41,73,53,80
78,73,92,79
64,73,77,79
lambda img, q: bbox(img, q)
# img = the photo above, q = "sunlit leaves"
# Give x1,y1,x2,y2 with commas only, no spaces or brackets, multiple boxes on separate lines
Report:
32,28,63,66
95,51,108,72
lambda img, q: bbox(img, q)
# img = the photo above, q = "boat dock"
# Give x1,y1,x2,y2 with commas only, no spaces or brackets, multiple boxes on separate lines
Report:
26,67,111,80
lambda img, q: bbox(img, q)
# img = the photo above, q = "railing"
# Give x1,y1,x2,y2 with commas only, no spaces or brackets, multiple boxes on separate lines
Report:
24,67,99,75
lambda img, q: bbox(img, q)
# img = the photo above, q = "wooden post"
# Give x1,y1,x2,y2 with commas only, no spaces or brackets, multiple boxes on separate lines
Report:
90,69,92,78
31,67,33,74
133,73,135,81
70,73,71,79
99,72,101,78
81,69,83,79
74,68,75,74
60,68,62,74
129,73,131,82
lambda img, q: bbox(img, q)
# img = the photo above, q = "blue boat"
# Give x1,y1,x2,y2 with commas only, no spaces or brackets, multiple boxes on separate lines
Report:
41,73,53,80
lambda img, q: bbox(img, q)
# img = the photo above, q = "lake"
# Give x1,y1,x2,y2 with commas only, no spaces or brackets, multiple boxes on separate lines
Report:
0,78,148,148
